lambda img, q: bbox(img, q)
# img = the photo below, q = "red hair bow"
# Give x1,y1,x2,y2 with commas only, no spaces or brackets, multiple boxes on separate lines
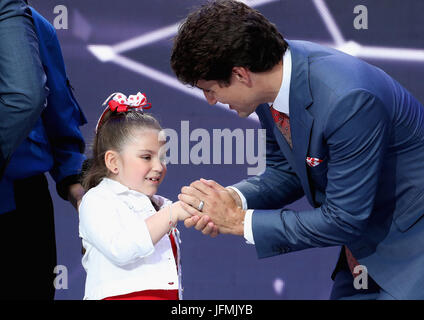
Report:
108,92,152,112
96,92,152,133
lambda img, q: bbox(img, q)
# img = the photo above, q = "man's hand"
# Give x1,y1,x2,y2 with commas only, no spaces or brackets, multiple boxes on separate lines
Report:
226,187,243,208
178,179,246,236
68,183,85,212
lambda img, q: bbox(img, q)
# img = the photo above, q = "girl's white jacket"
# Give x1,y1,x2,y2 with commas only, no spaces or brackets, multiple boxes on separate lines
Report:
78,178,182,300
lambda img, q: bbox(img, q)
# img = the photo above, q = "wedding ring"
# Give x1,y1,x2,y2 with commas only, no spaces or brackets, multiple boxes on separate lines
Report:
197,200,204,212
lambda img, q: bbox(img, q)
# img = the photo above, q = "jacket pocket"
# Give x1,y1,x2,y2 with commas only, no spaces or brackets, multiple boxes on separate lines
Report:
394,190,424,232
308,156,328,176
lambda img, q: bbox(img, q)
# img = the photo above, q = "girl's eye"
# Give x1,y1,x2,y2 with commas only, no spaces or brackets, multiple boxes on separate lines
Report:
140,156,151,160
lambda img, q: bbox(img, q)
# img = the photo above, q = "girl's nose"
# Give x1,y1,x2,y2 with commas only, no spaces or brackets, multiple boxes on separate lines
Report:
152,158,164,172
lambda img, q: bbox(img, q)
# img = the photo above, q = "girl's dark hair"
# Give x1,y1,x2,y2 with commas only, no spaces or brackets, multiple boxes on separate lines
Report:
170,0,288,86
81,109,162,191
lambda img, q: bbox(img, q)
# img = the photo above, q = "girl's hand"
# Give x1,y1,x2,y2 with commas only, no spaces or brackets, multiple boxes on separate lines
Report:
172,201,191,221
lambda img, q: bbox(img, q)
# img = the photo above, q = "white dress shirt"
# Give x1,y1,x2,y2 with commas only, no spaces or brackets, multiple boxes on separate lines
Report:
78,178,182,300
230,48,292,245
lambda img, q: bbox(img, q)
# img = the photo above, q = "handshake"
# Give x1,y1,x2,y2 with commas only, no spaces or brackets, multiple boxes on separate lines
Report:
173,179,246,237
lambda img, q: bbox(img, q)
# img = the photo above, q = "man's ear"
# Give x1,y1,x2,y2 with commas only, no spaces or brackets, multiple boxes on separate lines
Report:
232,66,252,87
104,150,120,174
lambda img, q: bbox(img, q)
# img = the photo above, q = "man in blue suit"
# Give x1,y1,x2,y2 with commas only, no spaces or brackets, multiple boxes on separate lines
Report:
0,7,86,299
171,0,424,299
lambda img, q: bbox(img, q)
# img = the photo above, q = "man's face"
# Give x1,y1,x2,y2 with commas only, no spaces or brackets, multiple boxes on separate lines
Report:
196,77,259,118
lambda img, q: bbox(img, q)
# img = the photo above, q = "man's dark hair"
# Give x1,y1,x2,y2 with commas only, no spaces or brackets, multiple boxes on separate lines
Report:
170,0,288,86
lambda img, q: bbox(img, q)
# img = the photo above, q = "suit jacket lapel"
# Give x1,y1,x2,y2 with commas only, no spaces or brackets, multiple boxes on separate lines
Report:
286,41,315,206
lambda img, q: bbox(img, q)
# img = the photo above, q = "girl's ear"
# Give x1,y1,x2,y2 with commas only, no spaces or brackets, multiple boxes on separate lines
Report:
104,150,120,174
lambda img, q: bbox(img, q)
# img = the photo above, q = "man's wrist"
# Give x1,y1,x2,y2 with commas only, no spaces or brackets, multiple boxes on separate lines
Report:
232,208,246,236
226,187,242,208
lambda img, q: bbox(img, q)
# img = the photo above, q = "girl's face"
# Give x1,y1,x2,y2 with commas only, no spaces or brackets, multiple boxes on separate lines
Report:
112,128,167,197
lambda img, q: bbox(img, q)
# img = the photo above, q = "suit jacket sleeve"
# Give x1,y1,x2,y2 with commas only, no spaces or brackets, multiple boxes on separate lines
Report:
231,105,304,209
0,0,47,176
252,90,390,258
32,9,87,199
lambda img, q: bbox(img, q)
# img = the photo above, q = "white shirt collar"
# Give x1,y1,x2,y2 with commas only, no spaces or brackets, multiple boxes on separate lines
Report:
100,177,167,210
101,177,131,194
268,47,292,115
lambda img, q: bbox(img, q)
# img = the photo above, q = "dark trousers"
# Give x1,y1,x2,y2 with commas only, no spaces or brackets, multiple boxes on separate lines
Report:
0,174,57,300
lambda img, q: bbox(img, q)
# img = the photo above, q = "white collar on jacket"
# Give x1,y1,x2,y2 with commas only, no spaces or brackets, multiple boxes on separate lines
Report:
100,177,168,212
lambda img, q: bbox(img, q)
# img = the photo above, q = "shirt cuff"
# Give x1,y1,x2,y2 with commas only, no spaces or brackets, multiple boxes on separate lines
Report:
243,209,255,245
227,186,248,210
226,186,254,244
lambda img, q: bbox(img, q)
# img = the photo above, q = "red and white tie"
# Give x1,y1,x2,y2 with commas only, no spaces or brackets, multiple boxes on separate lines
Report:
270,105,292,148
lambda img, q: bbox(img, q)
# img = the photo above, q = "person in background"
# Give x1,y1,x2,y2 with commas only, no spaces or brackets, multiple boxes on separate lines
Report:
0,6,86,300
0,0,47,177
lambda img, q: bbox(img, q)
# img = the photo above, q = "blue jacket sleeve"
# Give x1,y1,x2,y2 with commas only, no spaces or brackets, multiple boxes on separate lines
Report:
33,11,87,193
252,90,390,258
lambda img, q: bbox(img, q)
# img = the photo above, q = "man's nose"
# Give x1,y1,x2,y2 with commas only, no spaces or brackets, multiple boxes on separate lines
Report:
203,91,217,105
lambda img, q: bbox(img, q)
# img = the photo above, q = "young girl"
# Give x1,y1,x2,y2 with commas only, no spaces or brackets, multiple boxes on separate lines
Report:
79,92,190,300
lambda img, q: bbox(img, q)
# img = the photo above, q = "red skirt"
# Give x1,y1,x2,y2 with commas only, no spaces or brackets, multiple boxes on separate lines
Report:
103,234,179,300
103,289,178,300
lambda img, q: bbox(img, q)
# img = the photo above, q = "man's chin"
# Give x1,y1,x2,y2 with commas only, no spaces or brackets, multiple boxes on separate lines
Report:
236,110,253,118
